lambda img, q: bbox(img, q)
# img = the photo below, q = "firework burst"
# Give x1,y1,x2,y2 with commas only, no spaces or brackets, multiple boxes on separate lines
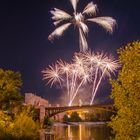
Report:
48,0,116,52
42,51,119,106
42,64,63,87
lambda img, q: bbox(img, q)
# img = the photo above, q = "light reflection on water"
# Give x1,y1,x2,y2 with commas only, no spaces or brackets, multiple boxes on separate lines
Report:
42,123,111,140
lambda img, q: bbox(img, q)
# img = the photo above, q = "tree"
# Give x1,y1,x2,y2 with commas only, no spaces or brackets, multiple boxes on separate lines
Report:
87,113,99,122
0,69,23,110
21,105,40,121
13,111,39,139
70,112,82,122
109,41,140,140
63,114,70,122
43,116,53,127
0,110,14,139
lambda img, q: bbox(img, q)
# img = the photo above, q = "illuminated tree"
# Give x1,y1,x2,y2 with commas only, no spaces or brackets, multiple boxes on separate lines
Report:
109,41,140,140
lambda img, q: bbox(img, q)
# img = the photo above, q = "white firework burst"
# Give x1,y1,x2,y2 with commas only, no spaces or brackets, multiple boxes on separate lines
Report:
48,0,116,52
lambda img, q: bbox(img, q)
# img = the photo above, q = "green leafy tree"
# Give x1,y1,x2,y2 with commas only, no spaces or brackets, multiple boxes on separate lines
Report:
70,112,82,122
63,114,70,122
0,69,23,110
109,41,140,140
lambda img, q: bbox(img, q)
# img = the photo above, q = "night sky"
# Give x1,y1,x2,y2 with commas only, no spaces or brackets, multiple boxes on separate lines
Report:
0,0,139,104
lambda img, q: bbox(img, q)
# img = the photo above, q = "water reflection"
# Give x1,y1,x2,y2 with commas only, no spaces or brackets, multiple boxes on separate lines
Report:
42,123,111,140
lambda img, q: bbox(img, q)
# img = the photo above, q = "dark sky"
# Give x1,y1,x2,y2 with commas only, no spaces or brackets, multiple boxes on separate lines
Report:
0,0,139,104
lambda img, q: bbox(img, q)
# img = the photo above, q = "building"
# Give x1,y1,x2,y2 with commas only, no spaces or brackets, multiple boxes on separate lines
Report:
25,93,49,108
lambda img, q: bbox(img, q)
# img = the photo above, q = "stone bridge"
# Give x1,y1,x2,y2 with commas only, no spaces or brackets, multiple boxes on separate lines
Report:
39,103,116,122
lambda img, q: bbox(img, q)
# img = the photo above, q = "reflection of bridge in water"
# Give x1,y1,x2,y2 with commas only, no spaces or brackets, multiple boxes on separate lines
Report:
40,103,116,121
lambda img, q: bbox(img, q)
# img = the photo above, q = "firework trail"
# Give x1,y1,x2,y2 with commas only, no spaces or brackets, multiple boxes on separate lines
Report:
90,55,119,105
57,60,70,97
48,0,116,51
90,67,107,105
68,73,90,106
90,52,107,97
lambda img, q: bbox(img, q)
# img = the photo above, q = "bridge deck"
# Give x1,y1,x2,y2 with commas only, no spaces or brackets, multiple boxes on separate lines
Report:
45,103,114,110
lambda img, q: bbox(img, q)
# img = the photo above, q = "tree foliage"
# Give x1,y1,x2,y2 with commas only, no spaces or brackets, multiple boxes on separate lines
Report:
0,110,39,140
63,112,82,122
63,114,70,122
43,116,53,127
22,105,40,121
0,111,14,139
13,111,39,139
109,41,140,140
0,69,40,139
0,69,23,110
70,112,82,122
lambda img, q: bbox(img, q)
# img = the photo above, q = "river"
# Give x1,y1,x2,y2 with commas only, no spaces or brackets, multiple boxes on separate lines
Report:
40,122,112,140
